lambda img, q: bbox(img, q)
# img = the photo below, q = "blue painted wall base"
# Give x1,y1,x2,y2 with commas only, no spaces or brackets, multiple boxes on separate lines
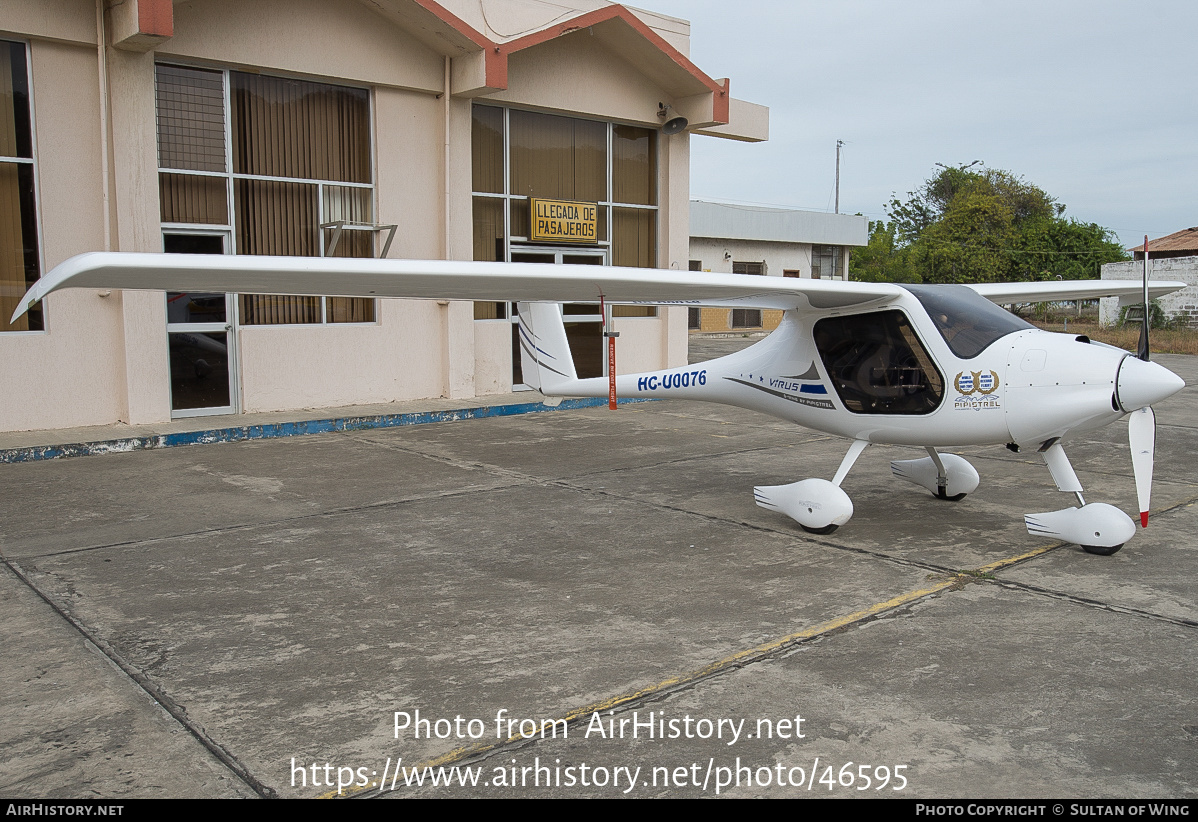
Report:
0,397,652,464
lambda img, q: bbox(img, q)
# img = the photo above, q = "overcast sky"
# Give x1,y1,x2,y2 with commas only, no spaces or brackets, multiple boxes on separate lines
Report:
641,0,1197,248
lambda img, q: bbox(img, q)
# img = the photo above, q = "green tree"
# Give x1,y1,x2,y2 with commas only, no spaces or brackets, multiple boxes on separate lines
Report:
1008,216,1126,281
849,220,915,282
876,164,1127,284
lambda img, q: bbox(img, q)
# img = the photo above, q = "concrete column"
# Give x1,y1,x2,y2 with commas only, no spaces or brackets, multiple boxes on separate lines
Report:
104,43,170,424
443,96,476,398
660,130,690,368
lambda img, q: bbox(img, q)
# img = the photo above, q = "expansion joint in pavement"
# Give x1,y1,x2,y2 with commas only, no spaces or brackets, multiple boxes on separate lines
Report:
1,558,279,799
953,492,1198,629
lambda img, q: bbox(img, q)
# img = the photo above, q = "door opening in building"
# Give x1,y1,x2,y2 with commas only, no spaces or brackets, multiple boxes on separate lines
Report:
509,247,607,387
163,232,237,417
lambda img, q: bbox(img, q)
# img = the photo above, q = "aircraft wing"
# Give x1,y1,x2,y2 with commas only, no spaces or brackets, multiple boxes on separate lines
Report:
966,279,1187,306
14,253,1185,325
10,252,905,323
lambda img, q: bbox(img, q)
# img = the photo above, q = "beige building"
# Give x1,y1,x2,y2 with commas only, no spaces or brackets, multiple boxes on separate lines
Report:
0,0,766,432
687,200,868,333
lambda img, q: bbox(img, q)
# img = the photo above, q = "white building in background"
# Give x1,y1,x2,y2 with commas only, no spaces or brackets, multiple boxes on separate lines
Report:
1100,227,1198,326
0,0,768,433
687,201,868,333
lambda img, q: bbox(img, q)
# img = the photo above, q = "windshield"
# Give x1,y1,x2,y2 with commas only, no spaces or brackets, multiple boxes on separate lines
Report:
902,284,1033,359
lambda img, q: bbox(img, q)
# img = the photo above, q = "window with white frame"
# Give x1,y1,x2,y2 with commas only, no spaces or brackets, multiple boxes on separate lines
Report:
0,40,40,333
156,64,375,324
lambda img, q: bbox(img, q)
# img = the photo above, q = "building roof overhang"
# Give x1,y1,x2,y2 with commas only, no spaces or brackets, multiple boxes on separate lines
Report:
690,201,871,248
119,0,761,139
493,5,729,127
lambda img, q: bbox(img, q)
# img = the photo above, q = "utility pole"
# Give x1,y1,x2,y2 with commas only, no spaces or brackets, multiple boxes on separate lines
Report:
834,139,844,214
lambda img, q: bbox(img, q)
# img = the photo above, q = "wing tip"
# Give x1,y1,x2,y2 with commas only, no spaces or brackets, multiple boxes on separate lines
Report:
10,296,34,326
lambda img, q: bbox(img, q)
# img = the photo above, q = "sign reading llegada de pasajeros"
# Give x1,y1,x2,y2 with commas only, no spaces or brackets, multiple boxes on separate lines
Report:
530,198,597,244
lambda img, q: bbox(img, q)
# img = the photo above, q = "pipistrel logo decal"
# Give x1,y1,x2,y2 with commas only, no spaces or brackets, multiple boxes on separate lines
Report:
954,370,1001,410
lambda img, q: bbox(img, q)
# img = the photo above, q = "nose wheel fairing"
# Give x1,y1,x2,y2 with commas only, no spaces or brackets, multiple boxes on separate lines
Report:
1020,440,1135,554
1025,505,1135,554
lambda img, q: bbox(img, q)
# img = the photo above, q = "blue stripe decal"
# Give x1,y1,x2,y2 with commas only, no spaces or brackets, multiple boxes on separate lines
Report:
0,398,655,464
517,336,572,379
799,384,828,395
517,321,556,360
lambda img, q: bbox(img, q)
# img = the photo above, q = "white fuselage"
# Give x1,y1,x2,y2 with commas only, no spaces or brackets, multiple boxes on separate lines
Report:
570,291,1145,450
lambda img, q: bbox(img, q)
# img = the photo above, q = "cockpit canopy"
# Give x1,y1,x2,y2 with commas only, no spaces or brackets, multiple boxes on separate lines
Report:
812,286,1032,416
902,284,1034,359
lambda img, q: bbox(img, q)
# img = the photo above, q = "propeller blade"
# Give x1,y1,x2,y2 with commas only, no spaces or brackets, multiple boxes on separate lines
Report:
1128,406,1156,527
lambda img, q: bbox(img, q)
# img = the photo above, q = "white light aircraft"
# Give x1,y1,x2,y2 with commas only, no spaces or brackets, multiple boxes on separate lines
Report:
13,252,1187,555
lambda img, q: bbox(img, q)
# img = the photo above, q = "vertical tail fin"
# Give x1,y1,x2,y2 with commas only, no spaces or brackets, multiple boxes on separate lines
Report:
516,302,578,395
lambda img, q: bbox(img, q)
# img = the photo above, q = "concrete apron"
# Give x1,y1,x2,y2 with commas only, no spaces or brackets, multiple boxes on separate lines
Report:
1,353,1196,798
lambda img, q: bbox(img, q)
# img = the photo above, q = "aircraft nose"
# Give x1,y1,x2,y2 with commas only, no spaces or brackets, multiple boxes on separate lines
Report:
1116,356,1186,412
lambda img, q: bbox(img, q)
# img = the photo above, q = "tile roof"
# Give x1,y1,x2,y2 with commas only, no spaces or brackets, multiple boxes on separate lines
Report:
1130,227,1198,254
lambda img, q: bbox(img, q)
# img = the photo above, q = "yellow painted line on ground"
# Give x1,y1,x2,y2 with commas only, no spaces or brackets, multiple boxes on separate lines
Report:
971,541,1065,575
322,494,1198,797
322,574,967,799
